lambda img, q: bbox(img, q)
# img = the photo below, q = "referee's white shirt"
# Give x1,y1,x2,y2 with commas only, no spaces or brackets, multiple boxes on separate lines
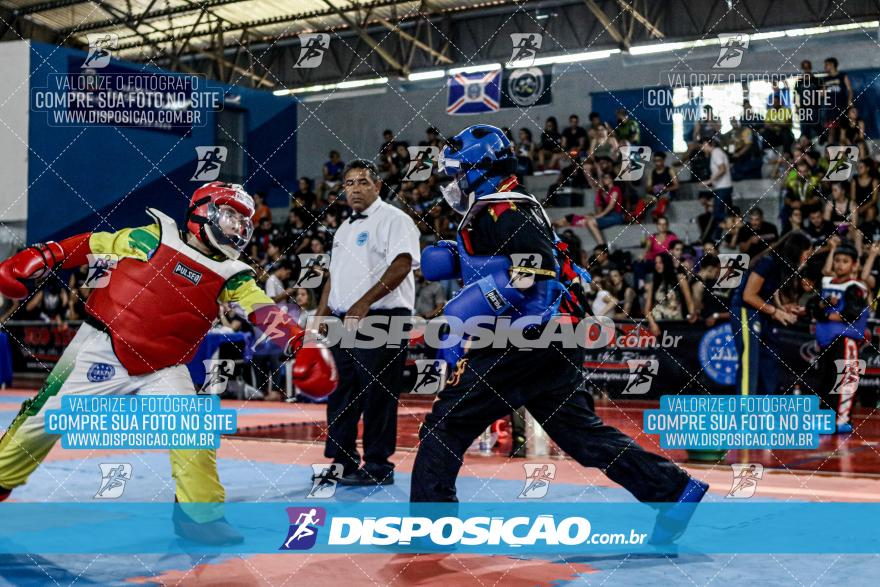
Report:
328,197,421,313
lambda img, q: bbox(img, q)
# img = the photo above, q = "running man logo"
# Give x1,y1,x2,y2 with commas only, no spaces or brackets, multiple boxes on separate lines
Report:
715,253,749,289
412,359,447,394
508,253,543,290
95,463,132,499
83,33,118,68
84,254,118,288
519,463,556,499
404,146,439,181
200,359,235,395
713,34,749,69
191,146,228,181
294,33,330,68
296,253,330,288
280,507,327,550
251,306,295,351
831,358,866,395
727,463,763,498
824,146,859,181
616,146,652,181
622,359,658,395
308,464,343,499
507,33,543,67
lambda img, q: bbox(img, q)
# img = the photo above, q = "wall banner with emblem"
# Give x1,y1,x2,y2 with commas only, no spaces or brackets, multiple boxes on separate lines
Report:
501,67,552,109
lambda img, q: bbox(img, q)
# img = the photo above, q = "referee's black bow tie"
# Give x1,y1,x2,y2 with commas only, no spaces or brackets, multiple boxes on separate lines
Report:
349,212,369,223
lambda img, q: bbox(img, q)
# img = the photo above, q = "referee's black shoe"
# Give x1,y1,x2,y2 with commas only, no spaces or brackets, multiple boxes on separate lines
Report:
337,469,394,486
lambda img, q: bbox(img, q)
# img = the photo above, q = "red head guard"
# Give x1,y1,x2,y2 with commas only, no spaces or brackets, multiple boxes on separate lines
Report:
187,182,255,259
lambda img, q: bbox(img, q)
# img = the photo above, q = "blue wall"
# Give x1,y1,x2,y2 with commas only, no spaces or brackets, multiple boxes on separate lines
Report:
27,42,298,242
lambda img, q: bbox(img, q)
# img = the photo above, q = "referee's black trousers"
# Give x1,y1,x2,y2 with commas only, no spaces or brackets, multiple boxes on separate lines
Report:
325,309,409,480
410,343,690,502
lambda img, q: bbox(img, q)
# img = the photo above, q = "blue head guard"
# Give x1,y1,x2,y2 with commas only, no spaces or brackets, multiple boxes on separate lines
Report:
439,124,517,214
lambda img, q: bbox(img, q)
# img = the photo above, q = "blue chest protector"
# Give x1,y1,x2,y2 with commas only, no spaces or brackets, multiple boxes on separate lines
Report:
421,195,592,367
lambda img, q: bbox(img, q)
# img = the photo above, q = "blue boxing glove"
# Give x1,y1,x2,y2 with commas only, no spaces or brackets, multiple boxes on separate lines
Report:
421,240,460,281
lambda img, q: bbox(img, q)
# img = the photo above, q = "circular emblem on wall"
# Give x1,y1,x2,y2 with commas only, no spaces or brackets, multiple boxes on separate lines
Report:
699,323,738,386
507,67,545,107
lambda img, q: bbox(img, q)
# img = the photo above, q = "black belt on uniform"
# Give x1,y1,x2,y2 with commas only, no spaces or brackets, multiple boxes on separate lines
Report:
83,313,110,333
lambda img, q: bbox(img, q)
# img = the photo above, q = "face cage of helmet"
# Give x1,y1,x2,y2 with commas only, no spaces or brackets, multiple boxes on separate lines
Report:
204,203,254,259
439,150,518,215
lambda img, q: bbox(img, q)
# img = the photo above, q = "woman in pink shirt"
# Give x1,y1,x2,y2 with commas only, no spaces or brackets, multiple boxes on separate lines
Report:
643,215,678,261
552,173,626,245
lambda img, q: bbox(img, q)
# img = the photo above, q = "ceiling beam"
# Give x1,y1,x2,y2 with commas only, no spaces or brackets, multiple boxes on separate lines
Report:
583,0,627,49
320,0,408,75
615,0,663,38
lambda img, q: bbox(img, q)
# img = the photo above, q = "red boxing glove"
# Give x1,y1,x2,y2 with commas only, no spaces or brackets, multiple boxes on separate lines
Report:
0,234,92,300
293,343,338,399
249,304,338,398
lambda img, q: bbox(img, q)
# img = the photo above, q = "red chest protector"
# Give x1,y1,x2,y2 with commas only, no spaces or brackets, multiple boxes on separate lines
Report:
86,208,253,375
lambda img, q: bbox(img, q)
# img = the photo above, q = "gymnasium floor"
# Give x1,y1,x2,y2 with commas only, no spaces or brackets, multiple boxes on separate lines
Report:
1,390,879,586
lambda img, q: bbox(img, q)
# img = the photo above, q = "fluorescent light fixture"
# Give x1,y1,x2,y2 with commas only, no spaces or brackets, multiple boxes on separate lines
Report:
628,18,879,55
448,63,502,75
407,69,446,81
750,31,785,40
273,76,388,96
628,38,720,55
506,48,620,68
336,77,388,90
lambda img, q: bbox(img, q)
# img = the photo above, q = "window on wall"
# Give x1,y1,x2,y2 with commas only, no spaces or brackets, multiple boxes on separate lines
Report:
671,75,800,152
215,108,246,183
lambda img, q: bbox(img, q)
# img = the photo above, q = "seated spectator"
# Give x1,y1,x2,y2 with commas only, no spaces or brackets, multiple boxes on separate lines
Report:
588,279,617,317
852,158,879,223
583,173,626,245
318,150,345,199
804,208,835,250
420,127,443,148
614,108,640,144
251,191,271,225
640,152,679,220
643,216,678,263
587,244,613,279
685,104,721,163
379,129,398,160
561,114,588,154
780,159,821,232
644,253,696,335
718,210,744,253
264,259,295,304
537,116,563,171
291,177,318,211
824,181,858,237
735,208,779,257
763,94,794,153
695,192,715,244
782,207,804,237
25,277,67,325
516,128,535,177
589,125,618,162
843,106,866,144
294,288,317,327
690,254,730,326
728,117,763,181
606,267,638,319
249,216,276,262
586,112,604,143
546,150,588,207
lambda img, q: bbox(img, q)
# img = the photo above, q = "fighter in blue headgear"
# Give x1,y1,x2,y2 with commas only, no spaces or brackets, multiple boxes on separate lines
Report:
413,124,708,546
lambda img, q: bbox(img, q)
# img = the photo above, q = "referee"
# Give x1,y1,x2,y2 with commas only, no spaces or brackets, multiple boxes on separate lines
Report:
316,160,421,486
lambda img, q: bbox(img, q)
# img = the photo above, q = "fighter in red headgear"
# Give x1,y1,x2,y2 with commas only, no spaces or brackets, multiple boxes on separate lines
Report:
0,182,336,544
